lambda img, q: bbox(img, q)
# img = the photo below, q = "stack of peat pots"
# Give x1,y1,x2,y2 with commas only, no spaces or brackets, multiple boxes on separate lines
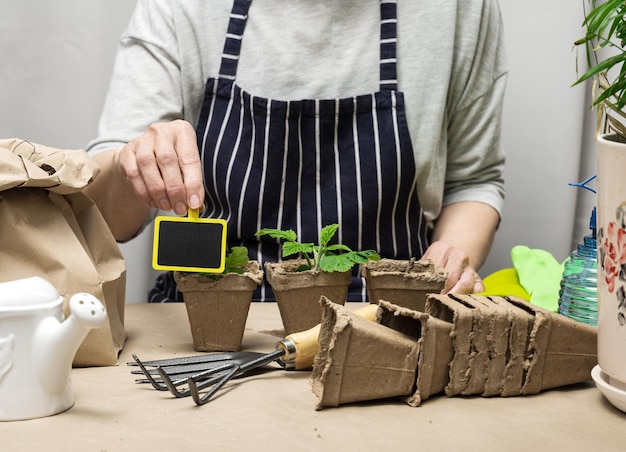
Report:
312,293,597,409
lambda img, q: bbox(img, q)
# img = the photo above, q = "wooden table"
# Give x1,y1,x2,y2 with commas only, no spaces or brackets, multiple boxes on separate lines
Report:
1,303,625,451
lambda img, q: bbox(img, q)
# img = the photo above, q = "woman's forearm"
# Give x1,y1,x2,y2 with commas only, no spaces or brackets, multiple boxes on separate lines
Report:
84,149,151,242
431,201,500,271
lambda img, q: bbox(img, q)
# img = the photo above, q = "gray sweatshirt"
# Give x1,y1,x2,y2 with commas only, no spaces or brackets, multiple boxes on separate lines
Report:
87,0,507,228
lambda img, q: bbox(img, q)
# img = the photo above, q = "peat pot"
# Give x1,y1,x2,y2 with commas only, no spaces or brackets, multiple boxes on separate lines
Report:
361,258,447,312
174,261,263,352
265,259,351,335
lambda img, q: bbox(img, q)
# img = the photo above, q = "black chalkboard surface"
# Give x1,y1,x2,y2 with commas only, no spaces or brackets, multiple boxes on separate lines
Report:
152,209,227,273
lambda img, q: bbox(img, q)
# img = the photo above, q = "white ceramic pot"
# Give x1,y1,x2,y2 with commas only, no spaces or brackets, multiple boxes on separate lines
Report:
596,134,626,407
0,277,106,421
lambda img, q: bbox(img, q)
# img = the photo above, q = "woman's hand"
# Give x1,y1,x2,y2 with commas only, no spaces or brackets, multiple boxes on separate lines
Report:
423,201,500,295
118,120,204,216
85,120,206,241
422,240,484,294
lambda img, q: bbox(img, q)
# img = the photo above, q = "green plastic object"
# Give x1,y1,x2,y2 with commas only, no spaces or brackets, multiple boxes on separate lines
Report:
511,246,564,313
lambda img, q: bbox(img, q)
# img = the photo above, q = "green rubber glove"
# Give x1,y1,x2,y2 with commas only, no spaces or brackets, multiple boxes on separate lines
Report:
510,245,565,312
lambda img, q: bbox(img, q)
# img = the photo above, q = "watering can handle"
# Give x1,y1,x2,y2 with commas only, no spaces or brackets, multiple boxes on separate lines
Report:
276,304,379,371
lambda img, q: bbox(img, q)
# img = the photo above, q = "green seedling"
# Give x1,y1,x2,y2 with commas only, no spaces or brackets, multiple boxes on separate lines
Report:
256,224,380,273
194,246,250,280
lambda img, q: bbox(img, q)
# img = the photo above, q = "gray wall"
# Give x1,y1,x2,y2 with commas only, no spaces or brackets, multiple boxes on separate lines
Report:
0,0,593,301
0,0,155,303
482,0,593,276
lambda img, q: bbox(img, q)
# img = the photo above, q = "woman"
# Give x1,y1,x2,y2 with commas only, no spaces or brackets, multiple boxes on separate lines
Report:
85,0,507,301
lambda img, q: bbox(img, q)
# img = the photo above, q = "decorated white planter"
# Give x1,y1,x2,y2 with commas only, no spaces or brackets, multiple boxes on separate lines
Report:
595,133,626,411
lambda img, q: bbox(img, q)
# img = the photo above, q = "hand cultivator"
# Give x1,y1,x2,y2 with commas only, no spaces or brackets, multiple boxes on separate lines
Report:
129,304,379,405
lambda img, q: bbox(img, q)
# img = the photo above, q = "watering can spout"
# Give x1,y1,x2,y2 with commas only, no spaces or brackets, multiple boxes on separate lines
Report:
34,292,107,392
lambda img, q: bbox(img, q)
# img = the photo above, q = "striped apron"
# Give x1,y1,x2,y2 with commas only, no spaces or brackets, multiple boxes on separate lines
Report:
149,0,429,302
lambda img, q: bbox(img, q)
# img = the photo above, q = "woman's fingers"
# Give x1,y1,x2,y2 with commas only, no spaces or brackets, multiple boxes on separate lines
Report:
118,120,203,214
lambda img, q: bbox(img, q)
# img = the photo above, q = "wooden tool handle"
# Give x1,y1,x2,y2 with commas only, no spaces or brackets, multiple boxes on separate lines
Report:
277,303,379,371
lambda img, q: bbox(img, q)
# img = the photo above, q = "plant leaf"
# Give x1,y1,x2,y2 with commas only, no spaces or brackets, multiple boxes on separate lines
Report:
318,250,381,272
318,254,354,273
190,246,250,279
325,243,353,253
255,228,297,242
349,250,381,264
282,241,315,257
224,246,249,271
319,224,339,246
574,0,626,140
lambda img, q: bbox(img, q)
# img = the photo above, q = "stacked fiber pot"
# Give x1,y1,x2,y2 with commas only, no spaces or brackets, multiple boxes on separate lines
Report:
312,293,597,409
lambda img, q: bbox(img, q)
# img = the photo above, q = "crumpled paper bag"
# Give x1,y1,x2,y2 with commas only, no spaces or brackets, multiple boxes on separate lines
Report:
0,138,126,366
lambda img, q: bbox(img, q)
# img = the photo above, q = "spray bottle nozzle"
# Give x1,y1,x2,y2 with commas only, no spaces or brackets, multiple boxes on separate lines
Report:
589,207,597,239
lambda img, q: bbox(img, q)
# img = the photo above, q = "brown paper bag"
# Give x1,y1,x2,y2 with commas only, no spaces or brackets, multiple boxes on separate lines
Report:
0,138,126,366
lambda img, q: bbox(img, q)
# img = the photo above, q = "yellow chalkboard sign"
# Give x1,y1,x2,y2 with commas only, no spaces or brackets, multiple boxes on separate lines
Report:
152,208,227,273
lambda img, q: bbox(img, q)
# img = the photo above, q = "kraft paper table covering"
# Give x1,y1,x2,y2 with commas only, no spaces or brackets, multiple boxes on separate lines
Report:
1,303,624,451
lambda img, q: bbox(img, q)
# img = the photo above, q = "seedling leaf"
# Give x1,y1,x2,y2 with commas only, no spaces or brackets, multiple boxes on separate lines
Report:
318,254,355,273
282,241,316,257
320,224,340,246
256,223,380,272
256,228,298,242
224,246,249,273
194,246,250,280
326,244,353,253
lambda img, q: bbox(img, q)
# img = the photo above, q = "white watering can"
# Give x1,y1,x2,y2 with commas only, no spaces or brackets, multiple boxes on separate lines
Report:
0,276,107,421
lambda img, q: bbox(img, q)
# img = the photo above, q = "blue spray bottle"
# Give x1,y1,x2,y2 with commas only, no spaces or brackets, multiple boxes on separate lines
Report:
557,176,598,326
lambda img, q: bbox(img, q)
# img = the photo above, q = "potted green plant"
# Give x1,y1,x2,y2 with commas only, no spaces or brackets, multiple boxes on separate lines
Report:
574,0,626,138
574,0,626,412
173,247,263,352
256,224,380,335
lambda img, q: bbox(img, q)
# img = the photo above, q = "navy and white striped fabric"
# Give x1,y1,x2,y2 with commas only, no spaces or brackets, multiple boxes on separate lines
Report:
149,0,429,303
